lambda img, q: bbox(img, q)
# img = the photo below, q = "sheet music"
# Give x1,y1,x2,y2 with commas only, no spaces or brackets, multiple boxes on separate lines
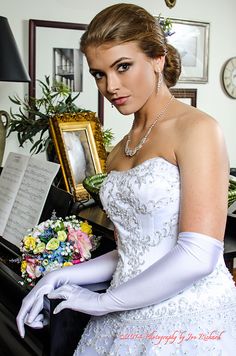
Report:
0,153,29,235
3,155,59,247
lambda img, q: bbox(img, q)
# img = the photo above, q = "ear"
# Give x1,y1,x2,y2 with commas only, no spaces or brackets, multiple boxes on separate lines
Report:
153,56,166,73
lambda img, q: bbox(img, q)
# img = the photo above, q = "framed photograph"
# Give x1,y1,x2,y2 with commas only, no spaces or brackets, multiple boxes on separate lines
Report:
171,88,197,107
53,47,83,92
49,112,107,201
29,20,104,122
164,18,210,83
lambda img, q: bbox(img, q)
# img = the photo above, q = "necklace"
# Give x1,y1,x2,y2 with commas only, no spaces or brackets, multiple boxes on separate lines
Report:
124,95,174,157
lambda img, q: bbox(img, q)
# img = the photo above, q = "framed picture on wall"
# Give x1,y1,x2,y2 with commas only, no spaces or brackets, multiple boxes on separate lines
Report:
162,18,210,83
171,88,197,107
29,20,104,122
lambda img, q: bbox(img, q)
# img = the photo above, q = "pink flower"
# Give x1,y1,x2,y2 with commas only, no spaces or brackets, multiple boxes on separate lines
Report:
68,227,92,260
25,259,38,279
72,259,82,265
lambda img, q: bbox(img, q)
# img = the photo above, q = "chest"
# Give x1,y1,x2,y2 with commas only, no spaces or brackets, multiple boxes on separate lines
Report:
100,157,180,214
107,130,177,173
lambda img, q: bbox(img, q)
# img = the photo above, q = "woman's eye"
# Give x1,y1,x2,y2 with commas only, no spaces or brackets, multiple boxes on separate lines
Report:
117,63,131,72
91,71,104,80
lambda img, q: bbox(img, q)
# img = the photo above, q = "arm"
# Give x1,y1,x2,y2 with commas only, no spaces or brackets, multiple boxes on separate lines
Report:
177,112,229,239
16,249,118,337
49,231,223,315
49,113,229,315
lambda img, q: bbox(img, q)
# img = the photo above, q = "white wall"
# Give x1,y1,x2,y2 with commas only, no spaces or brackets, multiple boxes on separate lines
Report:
1,0,236,166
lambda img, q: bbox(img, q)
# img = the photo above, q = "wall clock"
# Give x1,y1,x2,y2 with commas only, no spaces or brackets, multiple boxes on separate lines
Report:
222,57,236,99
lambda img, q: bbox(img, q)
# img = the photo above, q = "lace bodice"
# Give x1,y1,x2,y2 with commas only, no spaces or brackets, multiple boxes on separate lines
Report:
99,155,235,315
100,157,180,288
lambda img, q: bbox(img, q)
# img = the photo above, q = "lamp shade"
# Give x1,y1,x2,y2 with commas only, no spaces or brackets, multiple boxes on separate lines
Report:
0,16,30,82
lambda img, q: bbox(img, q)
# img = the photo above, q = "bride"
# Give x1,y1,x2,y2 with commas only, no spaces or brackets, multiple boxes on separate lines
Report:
17,4,236,355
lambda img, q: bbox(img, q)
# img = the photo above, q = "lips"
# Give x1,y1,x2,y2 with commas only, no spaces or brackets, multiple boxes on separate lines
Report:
112,96,129,106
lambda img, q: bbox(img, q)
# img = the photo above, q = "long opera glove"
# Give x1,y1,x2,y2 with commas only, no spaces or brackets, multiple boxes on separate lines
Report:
49,232,223,316
16,250,118,337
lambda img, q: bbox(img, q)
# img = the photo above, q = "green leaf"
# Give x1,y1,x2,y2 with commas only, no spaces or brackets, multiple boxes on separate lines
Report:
8,75,89,154
9,95,22,105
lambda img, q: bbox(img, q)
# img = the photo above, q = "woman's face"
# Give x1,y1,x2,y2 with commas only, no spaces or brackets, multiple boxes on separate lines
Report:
85,42,159,115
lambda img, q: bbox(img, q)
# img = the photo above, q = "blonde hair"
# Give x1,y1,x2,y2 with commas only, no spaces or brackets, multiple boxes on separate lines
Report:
80,3,181,88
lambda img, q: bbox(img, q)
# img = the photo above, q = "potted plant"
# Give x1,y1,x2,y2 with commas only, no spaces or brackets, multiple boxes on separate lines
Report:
7,76,90,155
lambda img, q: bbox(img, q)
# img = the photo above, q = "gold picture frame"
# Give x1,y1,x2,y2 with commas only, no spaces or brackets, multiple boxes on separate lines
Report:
49,112,107,201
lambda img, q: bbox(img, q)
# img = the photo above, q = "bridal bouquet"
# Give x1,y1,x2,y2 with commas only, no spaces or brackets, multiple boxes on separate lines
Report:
20,215,100,286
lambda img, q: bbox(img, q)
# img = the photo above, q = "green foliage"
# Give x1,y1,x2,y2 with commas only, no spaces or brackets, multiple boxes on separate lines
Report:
7,76,90,154
157,15,174,37
228,177,236,207
102,128,115,148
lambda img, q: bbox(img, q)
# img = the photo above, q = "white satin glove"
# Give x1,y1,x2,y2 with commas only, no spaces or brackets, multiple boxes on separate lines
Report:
49,232,223,316
49,284,107,316
16,250,118,337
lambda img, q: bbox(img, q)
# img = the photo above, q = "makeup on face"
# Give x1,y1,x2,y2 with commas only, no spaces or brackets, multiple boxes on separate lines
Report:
85,42,158,115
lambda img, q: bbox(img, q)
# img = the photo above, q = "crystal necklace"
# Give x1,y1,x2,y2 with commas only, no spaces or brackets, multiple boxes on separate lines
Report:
124,95,174,157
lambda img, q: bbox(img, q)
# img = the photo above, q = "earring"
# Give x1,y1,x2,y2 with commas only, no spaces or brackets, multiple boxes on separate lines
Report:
111,103,114,108
157,70,163,92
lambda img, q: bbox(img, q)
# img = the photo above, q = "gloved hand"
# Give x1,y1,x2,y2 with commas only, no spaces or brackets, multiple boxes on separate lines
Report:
48,232,223,316
25,313,49,329
16,249,118,337
49,284,106,316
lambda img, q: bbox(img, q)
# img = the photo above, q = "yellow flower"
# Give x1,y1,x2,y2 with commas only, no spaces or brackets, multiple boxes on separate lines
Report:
46,238,59,250
23,235,36,251
57,230,67,242
21,260,27,272
33,242,46,254
80,221,92,235
63,262,73,267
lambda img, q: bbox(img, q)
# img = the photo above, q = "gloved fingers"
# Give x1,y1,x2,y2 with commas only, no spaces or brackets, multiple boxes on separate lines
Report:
16,298,34,338
53,301,69,314
48,284,78,300
25,320,44,329
51,287,106,316
16,310,28,338
27,298,44,324
25,313,44,329
26,312,43,323
49,285,87,314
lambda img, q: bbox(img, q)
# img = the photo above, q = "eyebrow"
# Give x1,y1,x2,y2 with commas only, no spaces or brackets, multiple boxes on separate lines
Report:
89,57,132,73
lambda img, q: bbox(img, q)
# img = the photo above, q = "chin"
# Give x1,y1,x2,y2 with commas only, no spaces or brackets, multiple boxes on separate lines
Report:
115,105,136,116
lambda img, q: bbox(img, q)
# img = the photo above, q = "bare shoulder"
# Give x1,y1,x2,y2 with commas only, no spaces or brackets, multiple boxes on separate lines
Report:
173,101,229,189
175,103,219,134
174,104,226,160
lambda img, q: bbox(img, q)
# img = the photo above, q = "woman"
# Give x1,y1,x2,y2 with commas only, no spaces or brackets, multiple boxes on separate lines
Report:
17,4,236,355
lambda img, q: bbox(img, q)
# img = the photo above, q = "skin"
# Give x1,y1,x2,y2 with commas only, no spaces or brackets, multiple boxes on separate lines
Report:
85,41,229,241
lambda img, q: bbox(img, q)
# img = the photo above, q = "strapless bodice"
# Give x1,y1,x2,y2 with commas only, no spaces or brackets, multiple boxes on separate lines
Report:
100,157,180,287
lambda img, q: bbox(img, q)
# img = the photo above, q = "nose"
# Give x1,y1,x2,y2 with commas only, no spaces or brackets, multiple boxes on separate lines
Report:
106,73,119,94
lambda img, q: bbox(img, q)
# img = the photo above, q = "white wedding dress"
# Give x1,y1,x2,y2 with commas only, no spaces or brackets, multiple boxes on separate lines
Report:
74,157,236,355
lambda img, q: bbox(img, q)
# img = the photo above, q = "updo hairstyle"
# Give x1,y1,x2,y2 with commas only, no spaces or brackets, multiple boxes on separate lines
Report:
80,3,181,88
